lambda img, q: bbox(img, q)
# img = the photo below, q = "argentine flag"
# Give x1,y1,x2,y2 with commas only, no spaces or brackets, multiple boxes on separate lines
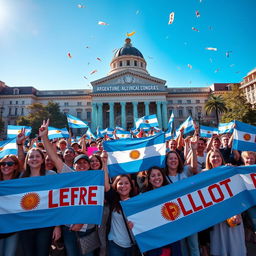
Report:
176,116,195,137
218,121,234,134
0,138,17,159
103,133,166,177
233,120,256,152
168,111,174,131
48,127,69,140
115,130,132,139
135,114,159,129
86,127,96,139
66,114,88,129
7,125,31,139
165,128,173,141
200,125,218,138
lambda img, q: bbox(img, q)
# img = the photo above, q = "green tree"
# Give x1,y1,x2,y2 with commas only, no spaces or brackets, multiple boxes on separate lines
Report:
204,95,228,125
17,102,67,137
221,84,256,125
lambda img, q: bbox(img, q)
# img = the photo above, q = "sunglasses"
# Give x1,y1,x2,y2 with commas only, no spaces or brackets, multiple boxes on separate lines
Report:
0,162,15,167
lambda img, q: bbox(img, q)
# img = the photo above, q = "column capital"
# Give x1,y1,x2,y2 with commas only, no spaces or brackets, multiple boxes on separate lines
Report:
144,101,150,105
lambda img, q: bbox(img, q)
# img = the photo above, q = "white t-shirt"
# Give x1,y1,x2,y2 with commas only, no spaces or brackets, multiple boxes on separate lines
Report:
167,165,192,183
197,153,207,173
108,211,132,248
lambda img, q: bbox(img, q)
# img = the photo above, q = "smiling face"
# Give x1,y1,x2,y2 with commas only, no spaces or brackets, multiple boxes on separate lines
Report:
166,152,179,171
74,158,90,171
0,157,17,180
149,168,164,189
116,176,132,200
45,155,55,170
209,151,223,168
242,153,256,166
27,149,44,170
89,156,101,170
169,140,177,151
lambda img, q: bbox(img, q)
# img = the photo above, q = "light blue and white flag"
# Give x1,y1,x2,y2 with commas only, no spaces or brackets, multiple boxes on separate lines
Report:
48,127,69,140
200,125,218,138
0,171,104,233
115,126,125,131
233,120,256,152
121,165,256,253
66,114,88,129
165,128,173,141
175,116,195,137
103,133,166,177
7,125,31,139
218,121,234,134
115,130,132,139
168,111,174,131
0,138,17,159
135,114,159,129
86,127,96,139
96,128,105,138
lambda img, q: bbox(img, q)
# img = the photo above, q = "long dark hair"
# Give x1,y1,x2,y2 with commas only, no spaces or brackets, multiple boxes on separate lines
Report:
143,166,169,192
0,154,21,180
164,151,184,176
111,174,135,213
89,154,103,170
22,148,46,177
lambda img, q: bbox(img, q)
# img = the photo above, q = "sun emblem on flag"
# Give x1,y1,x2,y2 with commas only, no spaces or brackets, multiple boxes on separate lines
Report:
243,134,251,141
129,150,140,159
145,120,149,124
0,147,3,151
20,192,40,210
72,120,77,124
121,134,125,138
161,202,180,221
18,130,21,133
207,131,211,134
56,130,61,133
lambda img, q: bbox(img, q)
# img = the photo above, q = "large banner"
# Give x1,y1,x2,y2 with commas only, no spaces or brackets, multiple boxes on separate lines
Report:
121,165,256,253
0,171,104,233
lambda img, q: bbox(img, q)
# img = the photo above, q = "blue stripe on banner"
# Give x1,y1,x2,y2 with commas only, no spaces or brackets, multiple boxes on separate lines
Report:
108,155,166,178
233,139,256,152
134,191,256,252
0,171,104,196
120,165,256,252
103,133,164,152
0,205,103,233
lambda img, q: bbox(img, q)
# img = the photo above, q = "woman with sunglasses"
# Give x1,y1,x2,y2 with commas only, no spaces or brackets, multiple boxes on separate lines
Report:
16,129,58,256
0,155,21,256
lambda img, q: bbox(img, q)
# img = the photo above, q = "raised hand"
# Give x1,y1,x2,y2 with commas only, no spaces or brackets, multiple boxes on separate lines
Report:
39,119,49,138
16,128,26,145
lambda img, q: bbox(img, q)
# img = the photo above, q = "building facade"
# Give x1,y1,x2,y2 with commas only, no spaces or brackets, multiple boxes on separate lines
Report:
0,38,253,135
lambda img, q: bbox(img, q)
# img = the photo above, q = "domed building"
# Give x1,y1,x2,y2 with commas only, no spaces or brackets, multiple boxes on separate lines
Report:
91,38,168,131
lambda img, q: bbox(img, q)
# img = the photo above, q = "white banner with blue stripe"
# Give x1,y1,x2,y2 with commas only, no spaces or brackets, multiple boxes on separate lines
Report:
103,133,166,178
0,171,104,233
121,165,256,253
233,120,256,152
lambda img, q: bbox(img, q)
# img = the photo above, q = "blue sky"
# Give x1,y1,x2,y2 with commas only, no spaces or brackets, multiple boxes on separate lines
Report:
0,0,255,90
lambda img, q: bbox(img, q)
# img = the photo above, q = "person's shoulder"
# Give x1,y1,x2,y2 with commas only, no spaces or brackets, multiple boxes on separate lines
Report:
46,170,57,175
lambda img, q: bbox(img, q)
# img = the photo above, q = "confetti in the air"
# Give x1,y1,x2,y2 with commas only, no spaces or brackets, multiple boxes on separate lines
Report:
205,47,217,51
67,53,72,58
96,57,102,61
77,4,85,8
90,70,97,75
196,10,200,18
98,21,109,25
168,12,175,25
187,64,193,69
192,27,199,32
225,51,232,58
126,31,136,37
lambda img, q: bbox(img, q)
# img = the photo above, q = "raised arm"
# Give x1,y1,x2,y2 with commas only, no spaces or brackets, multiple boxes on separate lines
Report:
16,128,26,168
39,119,64,172
189,136,198,174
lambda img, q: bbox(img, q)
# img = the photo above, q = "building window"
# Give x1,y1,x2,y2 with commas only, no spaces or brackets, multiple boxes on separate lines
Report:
10,101,12,105
77,102,82,106
64,102,69,107
16,101,18,105
119,61,122,67
178,109,183,117
168,100,173,104
87,102,91,106
188,109,193,116
140,62,143,67
9,108,11,115
21,108,24,115
15,108,18,116
178,100,182,104
87,111,91,120
13,88,19,95
113,63,116,68
77,112,82,119
134,60,137,66
196,100,200,104
187,100,191,104
126,60,130,66
22,101,25,105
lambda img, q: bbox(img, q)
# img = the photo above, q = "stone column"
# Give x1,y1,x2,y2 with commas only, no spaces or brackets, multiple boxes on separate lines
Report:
109,102,114,128
145,101,150,116
156,102,162,129
162,101,168,130
92,102,98,132
121,102,126,129
132,101,138,127
97,102,103,129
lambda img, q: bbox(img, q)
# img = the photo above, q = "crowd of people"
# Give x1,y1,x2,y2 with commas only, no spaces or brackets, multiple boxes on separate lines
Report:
0,119,256,256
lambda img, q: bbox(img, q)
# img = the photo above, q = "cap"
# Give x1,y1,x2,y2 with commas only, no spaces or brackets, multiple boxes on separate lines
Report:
73,154,89,164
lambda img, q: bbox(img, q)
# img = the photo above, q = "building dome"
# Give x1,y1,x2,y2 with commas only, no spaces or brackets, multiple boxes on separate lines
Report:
109,38,148,75
113,38,144,59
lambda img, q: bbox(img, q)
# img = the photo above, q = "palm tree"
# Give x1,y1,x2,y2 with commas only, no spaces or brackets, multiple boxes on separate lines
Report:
204,95,227,125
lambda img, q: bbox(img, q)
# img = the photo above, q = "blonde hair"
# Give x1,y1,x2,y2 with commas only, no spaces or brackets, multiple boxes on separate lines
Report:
205,149,225,170
241,151,256,162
